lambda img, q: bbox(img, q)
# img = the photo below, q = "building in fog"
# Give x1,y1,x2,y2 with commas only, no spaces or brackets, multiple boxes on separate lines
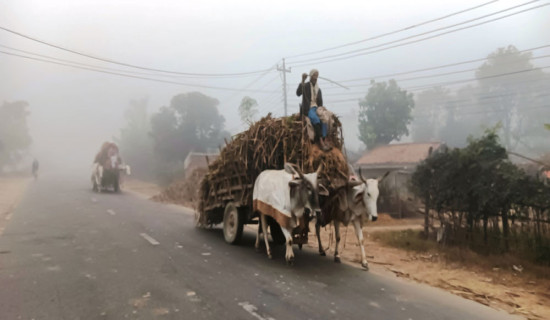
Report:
354,142,443,217
183,152,219,179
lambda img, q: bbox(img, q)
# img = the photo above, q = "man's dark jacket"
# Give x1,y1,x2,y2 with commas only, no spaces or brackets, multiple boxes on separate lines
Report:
296,82,323,118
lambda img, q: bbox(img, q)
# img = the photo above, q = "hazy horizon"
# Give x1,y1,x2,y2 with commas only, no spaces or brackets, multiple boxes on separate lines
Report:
2,0,549,168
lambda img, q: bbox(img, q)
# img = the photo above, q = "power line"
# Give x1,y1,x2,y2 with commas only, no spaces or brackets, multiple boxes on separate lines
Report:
289,0,542,65
0,50,278,93
331,81,548,109
226,91,283,133
326,69,548,106
332,65,549,95
285,0,499,60
0,43,277,80
413,92,550,112
299,54,550,100
222,67,277,102
259,93,283,113
289,44,550,88
329,97,550,119
405,65,549,91
0,25,275,77
413,102,550,118
286,66,550,114
419,90,549,110
289,0,540,65
341,49,550,85
319,53,550,95
257,92,284,115
255,74,282,92
288,2,548,67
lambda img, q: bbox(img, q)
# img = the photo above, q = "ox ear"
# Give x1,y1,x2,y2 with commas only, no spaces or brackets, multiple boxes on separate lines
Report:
318,184,329,196
353,187,364,204
354,191,364,204
378,171,390,183
284,163,297,175
285,163,304,179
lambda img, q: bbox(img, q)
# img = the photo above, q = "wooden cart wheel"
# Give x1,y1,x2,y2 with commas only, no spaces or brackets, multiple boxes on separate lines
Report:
223,202,243,245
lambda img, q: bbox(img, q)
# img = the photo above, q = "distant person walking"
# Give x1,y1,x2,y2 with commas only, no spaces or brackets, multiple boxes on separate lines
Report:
31,158,39,180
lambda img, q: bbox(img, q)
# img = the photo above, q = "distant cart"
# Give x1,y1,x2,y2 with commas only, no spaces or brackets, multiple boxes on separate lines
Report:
195,114,349,246
91,142,131,193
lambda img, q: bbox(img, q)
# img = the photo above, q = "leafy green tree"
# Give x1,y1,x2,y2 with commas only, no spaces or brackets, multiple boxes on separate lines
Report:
412,126,550,260
238,96,258,124
358,80,414,149
0,101,32,171
115,98,155,180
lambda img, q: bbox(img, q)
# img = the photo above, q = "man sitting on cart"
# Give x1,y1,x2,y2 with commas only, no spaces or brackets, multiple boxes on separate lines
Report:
296,69,331,151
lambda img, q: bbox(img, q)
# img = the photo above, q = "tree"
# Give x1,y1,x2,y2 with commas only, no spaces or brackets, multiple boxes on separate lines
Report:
438,85,485,148
171,92,227,150
358,80,414,149
238,96,258,124
411,87,451,142
115,98,155,180
149,92,228,181
475,45,545,150
412,126,550,259
0,101,32,171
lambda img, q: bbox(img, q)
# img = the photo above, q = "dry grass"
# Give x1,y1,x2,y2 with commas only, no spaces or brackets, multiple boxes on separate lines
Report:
152,168,207,208
373,229,550,282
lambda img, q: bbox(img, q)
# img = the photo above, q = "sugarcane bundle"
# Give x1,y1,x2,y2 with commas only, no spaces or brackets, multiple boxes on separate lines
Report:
198,113,350,213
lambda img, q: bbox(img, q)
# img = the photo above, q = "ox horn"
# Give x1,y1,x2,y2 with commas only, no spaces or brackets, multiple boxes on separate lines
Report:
316,163,324,175
378,171,390,182
359,168,367,183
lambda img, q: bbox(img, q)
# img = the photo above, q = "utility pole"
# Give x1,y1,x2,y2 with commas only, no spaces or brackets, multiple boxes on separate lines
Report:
277,58,291,116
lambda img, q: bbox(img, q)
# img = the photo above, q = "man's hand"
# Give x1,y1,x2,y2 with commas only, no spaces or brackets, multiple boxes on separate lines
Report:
302,73,308,82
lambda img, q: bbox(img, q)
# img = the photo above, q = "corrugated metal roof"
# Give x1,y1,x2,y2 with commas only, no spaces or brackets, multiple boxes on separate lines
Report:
356,142,442,167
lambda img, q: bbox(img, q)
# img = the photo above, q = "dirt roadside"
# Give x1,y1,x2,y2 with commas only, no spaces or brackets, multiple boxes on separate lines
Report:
127,180,549,320
123,178,164,199
305,216,550,320
0,176,31,235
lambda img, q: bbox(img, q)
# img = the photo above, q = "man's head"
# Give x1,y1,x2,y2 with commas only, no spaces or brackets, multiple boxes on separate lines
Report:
309,69,319,85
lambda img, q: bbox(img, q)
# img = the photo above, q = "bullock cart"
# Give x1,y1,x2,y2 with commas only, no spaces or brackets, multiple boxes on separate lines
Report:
196,114,350,245
91,142,131,193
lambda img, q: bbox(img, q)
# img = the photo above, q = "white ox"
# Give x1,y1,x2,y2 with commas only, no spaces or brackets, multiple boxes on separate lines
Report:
253,163,327,265
316,169,389,270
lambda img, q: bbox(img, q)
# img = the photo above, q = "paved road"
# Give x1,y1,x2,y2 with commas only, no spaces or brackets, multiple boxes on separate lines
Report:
0,171,521,320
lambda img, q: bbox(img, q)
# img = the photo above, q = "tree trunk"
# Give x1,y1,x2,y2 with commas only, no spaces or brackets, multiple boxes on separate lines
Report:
483,212,488,246
424,194,430,239
502,209,510,252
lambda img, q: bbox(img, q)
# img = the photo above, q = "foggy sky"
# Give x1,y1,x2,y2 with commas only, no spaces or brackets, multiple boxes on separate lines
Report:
1,0,549,165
